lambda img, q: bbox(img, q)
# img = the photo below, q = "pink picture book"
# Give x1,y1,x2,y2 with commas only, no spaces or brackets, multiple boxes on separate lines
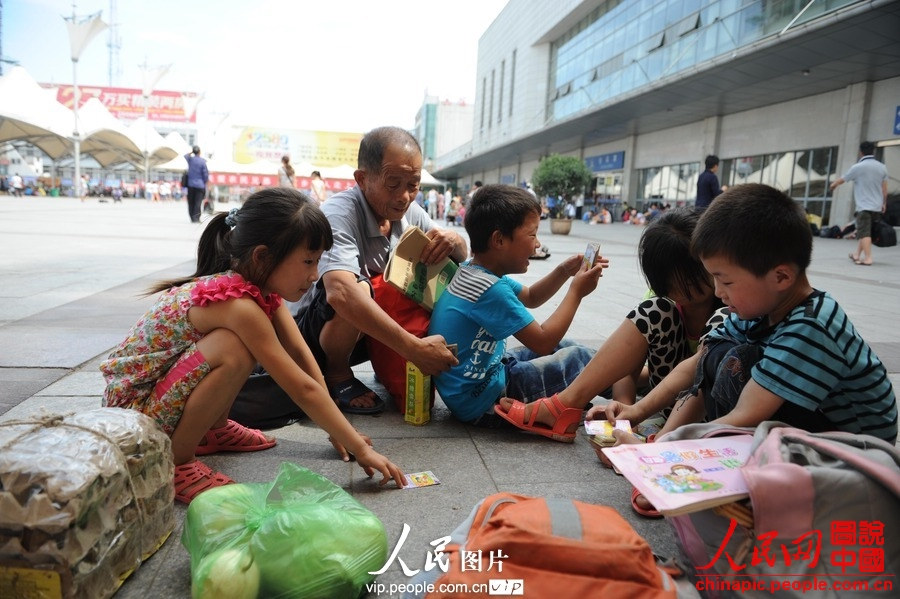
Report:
602,435,754,516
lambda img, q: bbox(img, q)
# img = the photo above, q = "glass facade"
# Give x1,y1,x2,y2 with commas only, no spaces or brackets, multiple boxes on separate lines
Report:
548,0,860,122
721,146,839,218
636,145,840,221
637,161,701,207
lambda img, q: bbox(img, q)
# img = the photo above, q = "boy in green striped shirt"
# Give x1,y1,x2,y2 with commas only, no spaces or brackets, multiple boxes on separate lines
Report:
601,183,896,443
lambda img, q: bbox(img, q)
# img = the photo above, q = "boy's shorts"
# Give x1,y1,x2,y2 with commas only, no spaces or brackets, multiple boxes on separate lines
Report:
693,338,832,431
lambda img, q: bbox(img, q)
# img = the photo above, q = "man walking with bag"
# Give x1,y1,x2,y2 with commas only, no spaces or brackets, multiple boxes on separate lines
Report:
184,145,209,223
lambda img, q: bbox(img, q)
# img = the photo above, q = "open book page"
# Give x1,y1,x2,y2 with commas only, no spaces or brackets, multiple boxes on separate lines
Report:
384,226,457,311
602,435,754,516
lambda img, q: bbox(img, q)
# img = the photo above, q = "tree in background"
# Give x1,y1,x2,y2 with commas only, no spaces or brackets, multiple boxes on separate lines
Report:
531,154,592,218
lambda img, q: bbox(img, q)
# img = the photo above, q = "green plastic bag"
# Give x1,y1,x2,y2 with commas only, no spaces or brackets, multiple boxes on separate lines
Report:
182,463,388,599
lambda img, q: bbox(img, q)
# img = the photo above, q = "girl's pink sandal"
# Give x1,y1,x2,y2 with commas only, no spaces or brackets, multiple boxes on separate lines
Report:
494,394,581,443
174,460,234,504
195,419,277,455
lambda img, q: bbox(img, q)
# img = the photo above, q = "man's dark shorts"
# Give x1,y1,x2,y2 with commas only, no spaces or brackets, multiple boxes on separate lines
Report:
296,276,373,370
855,210,881,239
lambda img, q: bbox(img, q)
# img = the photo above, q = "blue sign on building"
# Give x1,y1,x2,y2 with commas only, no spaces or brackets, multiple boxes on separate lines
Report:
894,105,900,136
500,173,517,184
584,151,625,172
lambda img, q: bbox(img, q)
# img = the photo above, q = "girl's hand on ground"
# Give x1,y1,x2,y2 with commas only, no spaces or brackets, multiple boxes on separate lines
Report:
328,431,373,462
355,447,406,488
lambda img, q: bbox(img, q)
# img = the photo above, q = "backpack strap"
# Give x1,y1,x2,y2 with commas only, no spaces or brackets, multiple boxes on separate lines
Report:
475,495,520,530
544,498,583,540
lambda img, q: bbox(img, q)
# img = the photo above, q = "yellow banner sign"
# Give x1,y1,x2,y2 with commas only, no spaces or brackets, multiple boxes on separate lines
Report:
234,128,363,167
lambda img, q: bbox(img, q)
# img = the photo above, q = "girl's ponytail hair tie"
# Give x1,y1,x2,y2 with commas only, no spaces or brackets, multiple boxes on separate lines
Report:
224,207,239,227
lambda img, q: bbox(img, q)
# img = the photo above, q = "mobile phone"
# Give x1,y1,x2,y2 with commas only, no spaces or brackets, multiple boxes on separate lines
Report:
583,242,601,269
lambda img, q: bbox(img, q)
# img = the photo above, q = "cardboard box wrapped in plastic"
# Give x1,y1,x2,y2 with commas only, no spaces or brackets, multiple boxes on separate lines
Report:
0,408,175,598
384,225,457,311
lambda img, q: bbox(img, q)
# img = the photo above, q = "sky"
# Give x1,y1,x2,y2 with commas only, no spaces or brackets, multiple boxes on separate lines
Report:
3,0,510,133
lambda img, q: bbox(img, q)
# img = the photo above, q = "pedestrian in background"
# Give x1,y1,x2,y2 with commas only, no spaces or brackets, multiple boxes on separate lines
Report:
695,155,726,211
184,145,209,223
10,173,24,197
830,141,888,266
279,155,296,188
309,170,327,204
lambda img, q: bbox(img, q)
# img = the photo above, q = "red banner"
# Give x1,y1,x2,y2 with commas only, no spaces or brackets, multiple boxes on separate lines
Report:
43,84,198,123
207,174,355,191
296,177,355,192
208,174,277,187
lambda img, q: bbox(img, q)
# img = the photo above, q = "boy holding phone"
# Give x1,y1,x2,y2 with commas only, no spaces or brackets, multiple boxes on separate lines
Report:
428,185,608,440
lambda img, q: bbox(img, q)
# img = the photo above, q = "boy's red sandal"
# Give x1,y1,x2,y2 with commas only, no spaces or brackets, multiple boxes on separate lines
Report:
494,394,581,443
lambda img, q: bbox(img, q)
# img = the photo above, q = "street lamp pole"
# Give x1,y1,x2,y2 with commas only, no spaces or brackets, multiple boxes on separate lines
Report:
64,7,107,199
71,49,81,199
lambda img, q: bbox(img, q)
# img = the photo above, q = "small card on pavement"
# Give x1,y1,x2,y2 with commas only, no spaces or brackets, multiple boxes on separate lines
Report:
403,471,441,489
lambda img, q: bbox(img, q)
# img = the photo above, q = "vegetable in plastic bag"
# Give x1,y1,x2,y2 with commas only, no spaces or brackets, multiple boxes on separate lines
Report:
193,546,260,599
183,463,388,599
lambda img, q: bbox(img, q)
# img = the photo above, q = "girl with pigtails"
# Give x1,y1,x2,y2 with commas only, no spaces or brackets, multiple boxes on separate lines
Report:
101,188,404,502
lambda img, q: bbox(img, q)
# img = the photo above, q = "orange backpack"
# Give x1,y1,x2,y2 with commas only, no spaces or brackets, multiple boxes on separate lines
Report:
421,493,676,598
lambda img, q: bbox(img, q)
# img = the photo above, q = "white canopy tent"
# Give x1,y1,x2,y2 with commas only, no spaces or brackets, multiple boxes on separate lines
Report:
319,164,356,181
0,66,183,169
163,131,193,157
126,117,180,167
0,66,76,160
421,168,444,186
78,98,144,167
